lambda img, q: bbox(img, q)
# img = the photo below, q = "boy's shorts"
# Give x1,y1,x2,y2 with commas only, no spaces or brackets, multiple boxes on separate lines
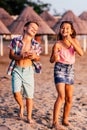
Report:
12,65,34,98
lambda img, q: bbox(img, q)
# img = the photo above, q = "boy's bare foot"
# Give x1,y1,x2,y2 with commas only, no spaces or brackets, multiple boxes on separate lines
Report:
19,106,24,118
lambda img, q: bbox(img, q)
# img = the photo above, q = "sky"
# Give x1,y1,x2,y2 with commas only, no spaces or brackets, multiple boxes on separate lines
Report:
35,0,87,16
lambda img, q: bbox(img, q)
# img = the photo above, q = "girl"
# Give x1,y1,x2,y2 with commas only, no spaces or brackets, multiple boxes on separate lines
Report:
50,21,83,129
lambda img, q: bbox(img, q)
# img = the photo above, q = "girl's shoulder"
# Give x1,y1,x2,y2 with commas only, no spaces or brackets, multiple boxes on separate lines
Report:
71,37,78,43
56,40,63,47
53,40,62,50
55,40,62,46
56,40,62,44
72,38,80,45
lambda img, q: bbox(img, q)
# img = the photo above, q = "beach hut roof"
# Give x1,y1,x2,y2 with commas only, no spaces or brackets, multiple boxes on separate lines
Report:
79,11,87,21
0,20,11,34
9,6,55,35
53,10,87,35
0,8,14,27
40,11,57,28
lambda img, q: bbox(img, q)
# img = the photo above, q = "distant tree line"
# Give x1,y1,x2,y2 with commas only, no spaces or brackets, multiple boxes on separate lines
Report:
0,0,51,15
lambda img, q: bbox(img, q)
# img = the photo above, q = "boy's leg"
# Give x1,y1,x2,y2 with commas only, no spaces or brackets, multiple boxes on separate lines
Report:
26,98,33,122
14,92,24,118
12,67,23,117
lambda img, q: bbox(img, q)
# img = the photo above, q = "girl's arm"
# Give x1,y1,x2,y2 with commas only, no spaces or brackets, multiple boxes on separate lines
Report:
50,42,60,63
50,44,55,63
68,38,83,56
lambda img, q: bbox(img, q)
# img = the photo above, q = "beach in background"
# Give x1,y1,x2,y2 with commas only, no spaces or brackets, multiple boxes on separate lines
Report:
0,40,87,130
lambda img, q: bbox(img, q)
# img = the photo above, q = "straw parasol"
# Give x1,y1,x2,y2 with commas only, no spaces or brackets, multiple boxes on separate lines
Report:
0,8,14,27
0,20,11,56
0,20,11,35
79,11,87,21
8,6,55,35
53,10,87,35
40,11,57,28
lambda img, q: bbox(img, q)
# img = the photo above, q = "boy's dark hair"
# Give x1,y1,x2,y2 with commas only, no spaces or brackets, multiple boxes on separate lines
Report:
24,21,39,27
58,21,76,40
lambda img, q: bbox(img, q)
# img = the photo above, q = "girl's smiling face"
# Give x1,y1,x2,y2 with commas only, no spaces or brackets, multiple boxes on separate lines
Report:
60,23,73,38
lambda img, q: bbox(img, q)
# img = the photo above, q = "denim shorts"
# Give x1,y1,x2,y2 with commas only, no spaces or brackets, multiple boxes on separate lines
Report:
12,65,34,98
54,62,74,85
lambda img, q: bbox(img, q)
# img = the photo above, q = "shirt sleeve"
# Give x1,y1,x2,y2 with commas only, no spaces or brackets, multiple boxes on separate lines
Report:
36,43,42,56
8,38,16,52
32,39,42,56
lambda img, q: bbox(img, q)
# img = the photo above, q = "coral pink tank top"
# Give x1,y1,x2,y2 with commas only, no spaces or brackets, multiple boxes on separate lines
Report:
58,45,75,64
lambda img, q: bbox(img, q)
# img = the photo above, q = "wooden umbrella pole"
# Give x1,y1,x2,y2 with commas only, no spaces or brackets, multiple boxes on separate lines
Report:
44,35,48,55
0,35,3,56
83,35,87,52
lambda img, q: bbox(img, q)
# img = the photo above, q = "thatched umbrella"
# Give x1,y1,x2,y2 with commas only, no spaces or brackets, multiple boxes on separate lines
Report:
79,11,87,21
0,20,10,35
40,11,57,28
53,10,87,35
0,8,13,27
79,12,87,51
0,20,11,56
8,6,55,35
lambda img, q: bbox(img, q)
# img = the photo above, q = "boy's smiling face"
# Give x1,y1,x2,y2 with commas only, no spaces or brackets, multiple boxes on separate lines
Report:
25,22,39,37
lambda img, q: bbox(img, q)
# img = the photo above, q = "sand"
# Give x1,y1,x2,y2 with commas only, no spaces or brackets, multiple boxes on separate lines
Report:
0,42,87,130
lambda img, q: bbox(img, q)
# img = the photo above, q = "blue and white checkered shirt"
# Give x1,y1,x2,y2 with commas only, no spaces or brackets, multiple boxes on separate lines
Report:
7,36,42,75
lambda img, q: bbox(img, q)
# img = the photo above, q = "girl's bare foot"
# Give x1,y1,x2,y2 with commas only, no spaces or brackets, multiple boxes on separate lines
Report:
62,120,70,126
27,119,34,125
52,123,65,130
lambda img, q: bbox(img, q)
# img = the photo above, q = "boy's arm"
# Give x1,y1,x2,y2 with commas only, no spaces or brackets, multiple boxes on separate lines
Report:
9,49,23,61
31,52,40,61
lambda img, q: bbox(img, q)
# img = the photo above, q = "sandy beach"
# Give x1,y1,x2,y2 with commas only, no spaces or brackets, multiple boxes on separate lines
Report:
0,42,87,130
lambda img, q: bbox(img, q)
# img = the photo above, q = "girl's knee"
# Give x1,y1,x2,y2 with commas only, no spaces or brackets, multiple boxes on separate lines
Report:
58,95,65,102
65,96,72,104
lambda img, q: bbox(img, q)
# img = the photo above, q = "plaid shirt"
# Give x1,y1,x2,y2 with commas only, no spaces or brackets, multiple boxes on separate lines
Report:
7,36,42,75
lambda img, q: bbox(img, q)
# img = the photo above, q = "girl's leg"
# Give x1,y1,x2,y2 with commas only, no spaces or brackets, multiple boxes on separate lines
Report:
63,84,74,125
14,92,24,118
53,83,65,125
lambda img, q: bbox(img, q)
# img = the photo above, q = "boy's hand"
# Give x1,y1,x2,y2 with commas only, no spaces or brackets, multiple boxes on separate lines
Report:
21,52,33,59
